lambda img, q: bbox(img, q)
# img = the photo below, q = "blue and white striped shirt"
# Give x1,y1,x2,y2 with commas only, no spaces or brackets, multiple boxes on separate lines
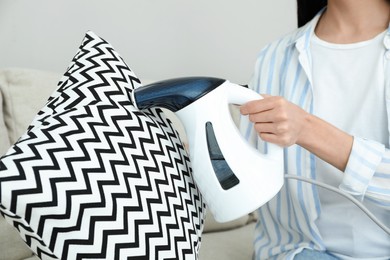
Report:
241,11,390,259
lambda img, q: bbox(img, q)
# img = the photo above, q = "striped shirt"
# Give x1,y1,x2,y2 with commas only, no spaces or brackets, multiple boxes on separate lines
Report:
240,11,390,259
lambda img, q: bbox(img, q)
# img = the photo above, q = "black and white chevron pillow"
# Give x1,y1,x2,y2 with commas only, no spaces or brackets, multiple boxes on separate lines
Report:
0,31,205,260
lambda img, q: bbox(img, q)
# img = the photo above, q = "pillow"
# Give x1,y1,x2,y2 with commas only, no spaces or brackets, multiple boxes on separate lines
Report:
0,31,205,260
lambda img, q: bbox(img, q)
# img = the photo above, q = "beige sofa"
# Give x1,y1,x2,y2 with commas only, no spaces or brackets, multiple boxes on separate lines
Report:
0,68,256,260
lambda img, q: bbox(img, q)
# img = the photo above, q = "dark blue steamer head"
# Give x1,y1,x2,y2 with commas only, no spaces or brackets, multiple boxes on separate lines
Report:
133,77,226,112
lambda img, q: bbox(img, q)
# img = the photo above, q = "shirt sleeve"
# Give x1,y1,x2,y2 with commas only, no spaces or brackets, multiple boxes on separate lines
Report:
340,136,390,209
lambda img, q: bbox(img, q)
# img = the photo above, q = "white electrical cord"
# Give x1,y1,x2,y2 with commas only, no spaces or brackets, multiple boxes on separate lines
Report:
284,174,390,236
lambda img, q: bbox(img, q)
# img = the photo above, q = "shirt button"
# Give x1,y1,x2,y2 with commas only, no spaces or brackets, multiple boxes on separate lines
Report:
384,36,390,48
386,50,390,59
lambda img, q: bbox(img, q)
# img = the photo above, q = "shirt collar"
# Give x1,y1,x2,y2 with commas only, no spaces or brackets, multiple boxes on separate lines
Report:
291,8,324,52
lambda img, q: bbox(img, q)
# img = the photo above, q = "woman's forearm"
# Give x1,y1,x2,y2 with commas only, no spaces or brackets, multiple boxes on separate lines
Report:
297,113,353,172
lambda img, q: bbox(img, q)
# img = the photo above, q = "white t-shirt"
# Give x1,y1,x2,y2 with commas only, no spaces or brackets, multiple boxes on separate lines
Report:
311,31,390,259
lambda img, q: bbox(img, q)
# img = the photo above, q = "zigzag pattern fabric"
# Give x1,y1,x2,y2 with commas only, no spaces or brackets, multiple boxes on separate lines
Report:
0,31,205,260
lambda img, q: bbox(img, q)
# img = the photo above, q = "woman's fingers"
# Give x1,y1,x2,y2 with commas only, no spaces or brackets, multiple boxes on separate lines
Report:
240,95,308,147
240,96,276,115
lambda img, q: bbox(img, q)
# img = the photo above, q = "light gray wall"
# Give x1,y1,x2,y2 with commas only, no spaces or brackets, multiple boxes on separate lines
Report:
0,0,296,83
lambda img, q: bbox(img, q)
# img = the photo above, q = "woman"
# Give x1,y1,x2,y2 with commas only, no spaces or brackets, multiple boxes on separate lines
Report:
240,0,390,259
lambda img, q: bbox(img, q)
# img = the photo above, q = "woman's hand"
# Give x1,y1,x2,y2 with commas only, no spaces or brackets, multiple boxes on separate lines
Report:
240,95,353,171
240,95,310,147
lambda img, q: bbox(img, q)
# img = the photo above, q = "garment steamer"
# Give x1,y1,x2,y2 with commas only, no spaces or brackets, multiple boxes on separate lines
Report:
132,77,390,235
132,77,284,222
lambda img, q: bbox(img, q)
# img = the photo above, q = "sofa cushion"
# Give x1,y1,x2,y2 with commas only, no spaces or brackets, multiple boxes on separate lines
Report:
199,222,255,260
0,31,205,260
0,88,10,156
0,68,60,145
